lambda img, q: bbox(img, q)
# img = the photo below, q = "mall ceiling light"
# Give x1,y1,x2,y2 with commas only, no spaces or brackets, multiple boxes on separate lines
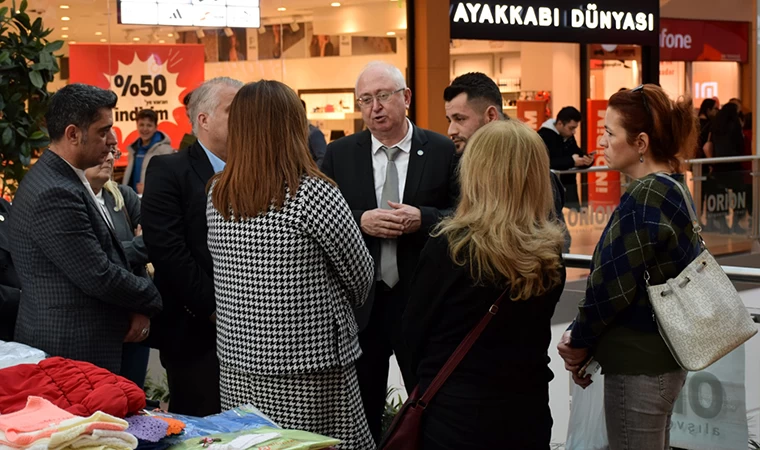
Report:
133,37,140,41
224,27,234,37
167,33,174,37
61,16,70,21
61,34,68,38
277,7,286,11
159,39,165,43
95,31,102,36
290,22,300,32
59,4,69,9
61,26,69,30
69,41,76,44
100,38,107,42
386,31,395,35
331,2,341,6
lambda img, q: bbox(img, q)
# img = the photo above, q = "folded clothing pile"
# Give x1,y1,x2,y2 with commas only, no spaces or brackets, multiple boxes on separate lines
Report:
125,415,186,450
149,405,277,444
0,396,137,450
0,357,145,418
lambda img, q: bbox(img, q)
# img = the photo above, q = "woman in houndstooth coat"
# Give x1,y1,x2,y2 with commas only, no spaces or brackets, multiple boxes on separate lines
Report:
206,80,374,450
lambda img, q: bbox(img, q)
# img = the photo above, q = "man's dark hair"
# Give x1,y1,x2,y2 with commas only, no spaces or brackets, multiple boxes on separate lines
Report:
556,106,582,124
46,84,117,142
443,72,504,117
137,109,158,124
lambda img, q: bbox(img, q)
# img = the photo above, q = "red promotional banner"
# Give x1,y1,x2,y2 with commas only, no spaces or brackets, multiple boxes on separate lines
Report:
586,99,620,208
660,19,749,62
68,44,205,166
516,100,547,131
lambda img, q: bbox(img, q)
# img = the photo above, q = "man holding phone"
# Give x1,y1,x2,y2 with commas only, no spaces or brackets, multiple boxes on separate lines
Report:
538,106,593,211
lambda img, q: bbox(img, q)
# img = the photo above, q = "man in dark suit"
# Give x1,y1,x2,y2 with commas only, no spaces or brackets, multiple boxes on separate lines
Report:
321,61,458,442
10,84,162,373
141,77,242,417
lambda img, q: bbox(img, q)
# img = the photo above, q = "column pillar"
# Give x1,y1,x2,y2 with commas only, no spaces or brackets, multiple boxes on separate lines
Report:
410,0,450,135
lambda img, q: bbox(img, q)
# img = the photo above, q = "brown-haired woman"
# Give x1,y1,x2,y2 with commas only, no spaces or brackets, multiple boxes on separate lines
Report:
558,84,702,449
207,80,374,449
403,120,567,448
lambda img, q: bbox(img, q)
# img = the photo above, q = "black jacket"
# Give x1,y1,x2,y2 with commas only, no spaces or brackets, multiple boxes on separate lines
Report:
0,199,21,342
402,234,565,446
321,126,458,331
538,122,588,186
141,142,216,356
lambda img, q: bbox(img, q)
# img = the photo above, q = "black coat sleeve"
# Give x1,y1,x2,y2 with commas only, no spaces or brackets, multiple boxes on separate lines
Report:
141,155,215,318
117,185,150,268
402,236,450,378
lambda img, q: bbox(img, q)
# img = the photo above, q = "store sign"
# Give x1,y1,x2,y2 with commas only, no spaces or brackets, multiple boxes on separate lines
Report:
118,0,260,28
516,100,546,131
670,346,750,450
660,19,749,62
450,0,659,45
586,99,621,207
69,44,205,165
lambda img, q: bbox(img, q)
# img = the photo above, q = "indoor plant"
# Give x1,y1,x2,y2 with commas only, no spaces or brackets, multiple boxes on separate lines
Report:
0,0,62,197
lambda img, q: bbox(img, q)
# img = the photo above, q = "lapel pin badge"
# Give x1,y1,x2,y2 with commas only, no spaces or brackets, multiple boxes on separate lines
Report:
0,215,5,222
417,149,424,156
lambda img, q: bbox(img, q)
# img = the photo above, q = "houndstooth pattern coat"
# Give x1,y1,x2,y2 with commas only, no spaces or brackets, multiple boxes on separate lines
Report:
207,176,374,375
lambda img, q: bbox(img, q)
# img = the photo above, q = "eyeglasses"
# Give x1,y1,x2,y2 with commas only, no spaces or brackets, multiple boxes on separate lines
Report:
356,88,405,108
631,85,652,116
109,148,122,159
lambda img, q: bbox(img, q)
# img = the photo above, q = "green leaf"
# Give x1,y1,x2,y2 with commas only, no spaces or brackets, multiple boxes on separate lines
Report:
43,40,63,53
28,70,42,88
19,0,26,13
29,130,44,140
0,7,8,19
1,127,11,146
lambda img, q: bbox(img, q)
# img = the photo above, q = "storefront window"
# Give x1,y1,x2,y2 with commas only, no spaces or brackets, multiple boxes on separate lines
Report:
43,0,408,179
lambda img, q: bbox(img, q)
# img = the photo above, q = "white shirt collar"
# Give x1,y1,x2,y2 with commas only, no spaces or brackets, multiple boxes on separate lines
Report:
371,118,414,156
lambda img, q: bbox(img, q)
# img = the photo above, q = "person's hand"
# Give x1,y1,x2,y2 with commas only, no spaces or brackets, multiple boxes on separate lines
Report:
573,154,594,167
360,209,405,238
137,182,145,195
387,201,422,234
124,313,150,343
134,224,142,236
557,330,588,366
571,369,593,389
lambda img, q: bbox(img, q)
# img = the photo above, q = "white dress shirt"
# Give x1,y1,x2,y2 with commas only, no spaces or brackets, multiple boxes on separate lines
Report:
370,118,413,208
62,158,114,229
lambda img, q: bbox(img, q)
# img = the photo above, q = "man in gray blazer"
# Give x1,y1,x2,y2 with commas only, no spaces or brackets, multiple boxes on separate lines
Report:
10,84,162,374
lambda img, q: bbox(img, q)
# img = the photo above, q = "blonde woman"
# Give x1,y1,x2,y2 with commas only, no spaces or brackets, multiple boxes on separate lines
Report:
84,141,152,388
402,120,567,449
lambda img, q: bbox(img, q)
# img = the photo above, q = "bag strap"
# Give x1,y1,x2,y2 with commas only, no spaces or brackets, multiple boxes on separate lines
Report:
653,173,702,236
417,287,509,407
644,173,705,286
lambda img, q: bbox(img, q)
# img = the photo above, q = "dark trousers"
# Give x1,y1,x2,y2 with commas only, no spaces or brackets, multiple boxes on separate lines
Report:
160,346,221,417
121,343,150,389
355,281,417,444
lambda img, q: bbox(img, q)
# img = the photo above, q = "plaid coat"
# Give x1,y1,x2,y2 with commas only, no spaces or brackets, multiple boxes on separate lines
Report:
10,150,162,374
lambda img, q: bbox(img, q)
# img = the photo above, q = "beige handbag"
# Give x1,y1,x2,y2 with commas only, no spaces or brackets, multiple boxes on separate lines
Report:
645,174,756,371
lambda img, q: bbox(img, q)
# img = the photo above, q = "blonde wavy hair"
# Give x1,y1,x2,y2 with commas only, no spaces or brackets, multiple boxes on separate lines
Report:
103,180,125,211
434,120,566,301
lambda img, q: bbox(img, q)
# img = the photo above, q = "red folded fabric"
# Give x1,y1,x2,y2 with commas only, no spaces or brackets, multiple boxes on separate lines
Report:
0,357,146,418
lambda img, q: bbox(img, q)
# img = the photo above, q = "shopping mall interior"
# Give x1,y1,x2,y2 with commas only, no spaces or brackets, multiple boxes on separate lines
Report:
2,0,760,448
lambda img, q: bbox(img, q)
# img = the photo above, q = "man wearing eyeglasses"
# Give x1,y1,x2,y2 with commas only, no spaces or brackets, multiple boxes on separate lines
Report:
321,61,458,443
9,84,162,375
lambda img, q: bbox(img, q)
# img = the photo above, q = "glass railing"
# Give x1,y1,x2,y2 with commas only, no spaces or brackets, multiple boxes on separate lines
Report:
553,155,760,257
